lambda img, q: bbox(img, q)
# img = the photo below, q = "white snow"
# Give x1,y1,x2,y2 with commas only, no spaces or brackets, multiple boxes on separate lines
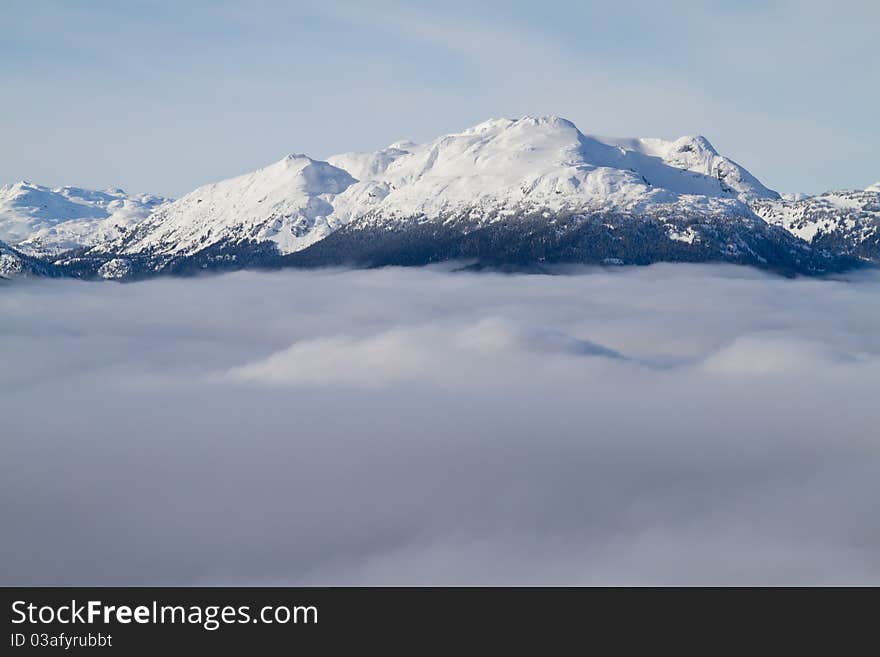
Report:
666,226,699,244
0,181,168,255
112,154,356,257
752,186,880,244
330,116,777,222
97,258,133,280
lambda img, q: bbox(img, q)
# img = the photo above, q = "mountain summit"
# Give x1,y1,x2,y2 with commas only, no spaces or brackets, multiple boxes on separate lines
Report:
100,154,357,259
330,116,777,215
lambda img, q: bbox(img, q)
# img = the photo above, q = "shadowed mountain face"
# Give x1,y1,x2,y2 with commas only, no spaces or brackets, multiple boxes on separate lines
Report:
282,210,855,277
1,116,876,279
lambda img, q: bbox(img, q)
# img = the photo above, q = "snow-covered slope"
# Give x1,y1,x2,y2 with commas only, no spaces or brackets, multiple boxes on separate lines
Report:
328,116,777,221
94,155,356,260
0,181,168,256
752,185,880,262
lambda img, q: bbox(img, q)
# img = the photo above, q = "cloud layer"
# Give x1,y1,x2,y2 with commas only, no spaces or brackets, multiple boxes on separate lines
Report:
2,264,880,584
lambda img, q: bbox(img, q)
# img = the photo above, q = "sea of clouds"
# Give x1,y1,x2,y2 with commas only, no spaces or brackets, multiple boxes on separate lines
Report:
2,264,879,585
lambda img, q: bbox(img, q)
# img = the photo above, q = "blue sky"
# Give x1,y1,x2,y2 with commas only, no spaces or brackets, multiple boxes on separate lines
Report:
1,0,877,196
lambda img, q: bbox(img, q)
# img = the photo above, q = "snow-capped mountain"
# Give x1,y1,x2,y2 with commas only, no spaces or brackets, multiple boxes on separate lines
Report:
62,115,820,276
89,154,356,260
752,185,880,262
87,116,778,264
6,116,875,279
0,181,169,257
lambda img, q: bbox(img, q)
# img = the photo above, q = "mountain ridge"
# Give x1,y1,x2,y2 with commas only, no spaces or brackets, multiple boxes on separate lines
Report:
0,181,169,258
1,116,877,279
